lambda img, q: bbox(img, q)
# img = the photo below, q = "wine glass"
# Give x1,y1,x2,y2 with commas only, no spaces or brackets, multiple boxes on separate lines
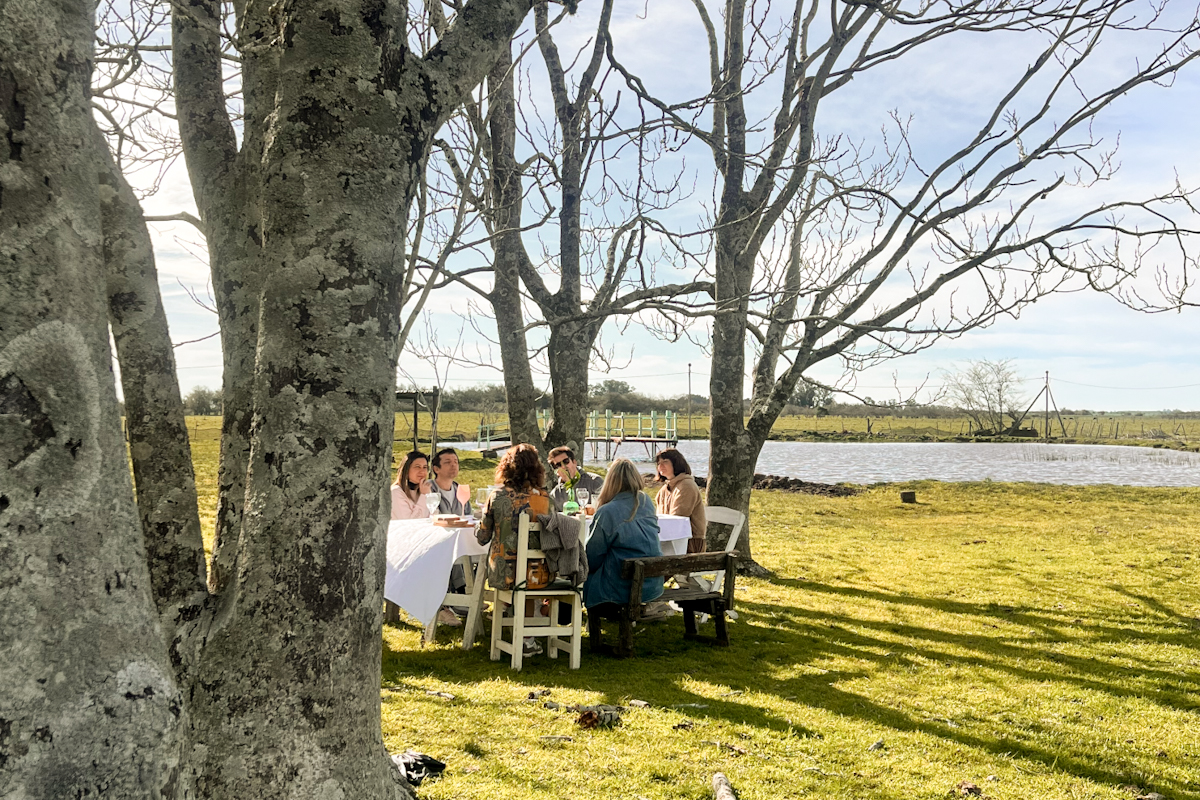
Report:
424,491,440,517
474,488,489,520
575,487,591,509
456,484,471,515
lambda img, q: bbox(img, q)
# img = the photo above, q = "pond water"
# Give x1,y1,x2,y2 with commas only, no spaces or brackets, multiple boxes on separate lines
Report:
454,439,1200,487
641,441,1200,487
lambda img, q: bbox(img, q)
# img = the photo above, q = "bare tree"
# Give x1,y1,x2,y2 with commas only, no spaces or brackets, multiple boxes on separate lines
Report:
428,4,712,454
4,0,537,798
2,1,186,795
943,359,1028,434
610,0,1200,570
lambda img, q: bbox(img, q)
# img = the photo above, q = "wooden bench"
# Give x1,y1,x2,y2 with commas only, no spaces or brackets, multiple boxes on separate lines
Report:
588,551,738,658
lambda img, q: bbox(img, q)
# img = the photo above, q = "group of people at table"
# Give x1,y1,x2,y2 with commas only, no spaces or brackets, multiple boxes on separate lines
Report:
389,443,707,656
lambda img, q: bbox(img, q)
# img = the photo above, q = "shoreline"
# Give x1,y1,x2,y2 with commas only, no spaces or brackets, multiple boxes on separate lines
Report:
671,432,1200,452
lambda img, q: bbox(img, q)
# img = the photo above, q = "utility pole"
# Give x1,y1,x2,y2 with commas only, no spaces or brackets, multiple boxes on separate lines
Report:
687,363,693,438
1044,371,1050,444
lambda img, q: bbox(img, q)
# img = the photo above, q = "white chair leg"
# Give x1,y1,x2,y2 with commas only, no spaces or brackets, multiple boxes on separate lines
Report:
569,597,582,669
489,590,502,662
461,557,489,650
510,591,525,670
546,599,558,659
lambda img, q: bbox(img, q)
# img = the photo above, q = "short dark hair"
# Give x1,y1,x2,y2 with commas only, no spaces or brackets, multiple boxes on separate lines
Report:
548,445,576,463
431,447,458,471
495,443,546,489
655,448,691,477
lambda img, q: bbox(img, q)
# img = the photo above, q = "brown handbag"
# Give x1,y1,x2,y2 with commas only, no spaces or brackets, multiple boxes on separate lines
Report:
525,558,552,590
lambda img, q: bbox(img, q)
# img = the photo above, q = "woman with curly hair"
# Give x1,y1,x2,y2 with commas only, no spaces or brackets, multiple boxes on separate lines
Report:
476,444,550,572
475,443,553,656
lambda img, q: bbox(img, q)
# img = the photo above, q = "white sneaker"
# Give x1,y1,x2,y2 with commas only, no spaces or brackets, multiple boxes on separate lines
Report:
436,607,462,627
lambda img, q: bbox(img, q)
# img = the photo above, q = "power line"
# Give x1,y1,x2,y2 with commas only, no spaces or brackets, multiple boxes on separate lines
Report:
1054,378,1200,390
164,362,1200,394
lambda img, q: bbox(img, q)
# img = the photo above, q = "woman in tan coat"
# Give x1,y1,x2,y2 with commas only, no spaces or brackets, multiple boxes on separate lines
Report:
653,449,707,553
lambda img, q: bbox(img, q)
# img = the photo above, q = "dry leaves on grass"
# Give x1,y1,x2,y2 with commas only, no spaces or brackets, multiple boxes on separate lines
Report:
574,705,624,729
954,780,993,799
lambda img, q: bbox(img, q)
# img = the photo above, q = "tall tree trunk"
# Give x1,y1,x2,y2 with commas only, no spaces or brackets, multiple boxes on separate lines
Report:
98,130,211,681
178,0,422,791
0,2,185,794
705,215,766,573
175,0,536,793
544,318,597,451
172,0,268,595
487,48,544,453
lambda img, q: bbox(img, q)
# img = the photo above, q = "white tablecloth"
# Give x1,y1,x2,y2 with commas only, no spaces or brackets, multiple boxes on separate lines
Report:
656,514,693,556
384,519,489,627
581,513,692,556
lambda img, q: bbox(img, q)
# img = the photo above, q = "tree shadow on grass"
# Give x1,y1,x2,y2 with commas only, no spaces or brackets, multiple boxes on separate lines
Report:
382,584,1199,800
382,616,825,738
773,576,1200,683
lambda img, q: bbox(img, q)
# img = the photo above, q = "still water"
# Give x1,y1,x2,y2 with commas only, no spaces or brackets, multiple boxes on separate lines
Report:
605,441,1200,487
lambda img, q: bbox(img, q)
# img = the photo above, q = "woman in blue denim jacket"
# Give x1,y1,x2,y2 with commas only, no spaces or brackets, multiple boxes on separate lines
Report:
584,459,664,610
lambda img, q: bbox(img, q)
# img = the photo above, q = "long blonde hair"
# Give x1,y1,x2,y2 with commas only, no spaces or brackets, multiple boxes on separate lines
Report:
597,459,646,520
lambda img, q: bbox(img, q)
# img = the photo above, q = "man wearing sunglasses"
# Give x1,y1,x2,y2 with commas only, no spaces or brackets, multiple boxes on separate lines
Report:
548,445,604,512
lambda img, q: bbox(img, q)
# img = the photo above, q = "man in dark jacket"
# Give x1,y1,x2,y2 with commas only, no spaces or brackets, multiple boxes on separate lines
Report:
548,445,604,511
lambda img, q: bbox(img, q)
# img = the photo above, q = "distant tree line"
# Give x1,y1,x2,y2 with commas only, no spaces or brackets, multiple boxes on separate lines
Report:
183,386,222,416
431,379,971,418
183,380,1192,421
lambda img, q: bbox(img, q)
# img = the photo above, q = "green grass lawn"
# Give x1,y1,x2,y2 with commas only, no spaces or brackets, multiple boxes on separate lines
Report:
183,419,1200,799
378,479,1199,800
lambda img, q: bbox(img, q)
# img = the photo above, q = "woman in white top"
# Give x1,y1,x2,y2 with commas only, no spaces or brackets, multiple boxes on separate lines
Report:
391,450,434,520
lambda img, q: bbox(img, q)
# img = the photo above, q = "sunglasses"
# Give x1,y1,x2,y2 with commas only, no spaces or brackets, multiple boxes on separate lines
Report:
551,459,571,468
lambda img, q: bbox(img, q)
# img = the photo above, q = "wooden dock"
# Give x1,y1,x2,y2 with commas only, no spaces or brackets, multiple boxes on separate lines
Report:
474,410,679,462
581,409,678,462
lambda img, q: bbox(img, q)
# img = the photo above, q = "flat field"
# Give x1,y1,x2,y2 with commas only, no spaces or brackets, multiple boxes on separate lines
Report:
391,410,1200,447
184,412,1200,455
183,419,1200,800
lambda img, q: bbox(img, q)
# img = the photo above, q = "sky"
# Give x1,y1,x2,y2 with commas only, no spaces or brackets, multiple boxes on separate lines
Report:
134,0,1200,413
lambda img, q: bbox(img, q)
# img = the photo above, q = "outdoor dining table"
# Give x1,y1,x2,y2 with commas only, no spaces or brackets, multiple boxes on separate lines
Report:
385,512,696,650
655,514,693,555
384,518,490,649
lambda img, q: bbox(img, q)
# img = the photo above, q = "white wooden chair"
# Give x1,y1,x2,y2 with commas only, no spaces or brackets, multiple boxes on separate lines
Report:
678,506,745,622
489,513,584,670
